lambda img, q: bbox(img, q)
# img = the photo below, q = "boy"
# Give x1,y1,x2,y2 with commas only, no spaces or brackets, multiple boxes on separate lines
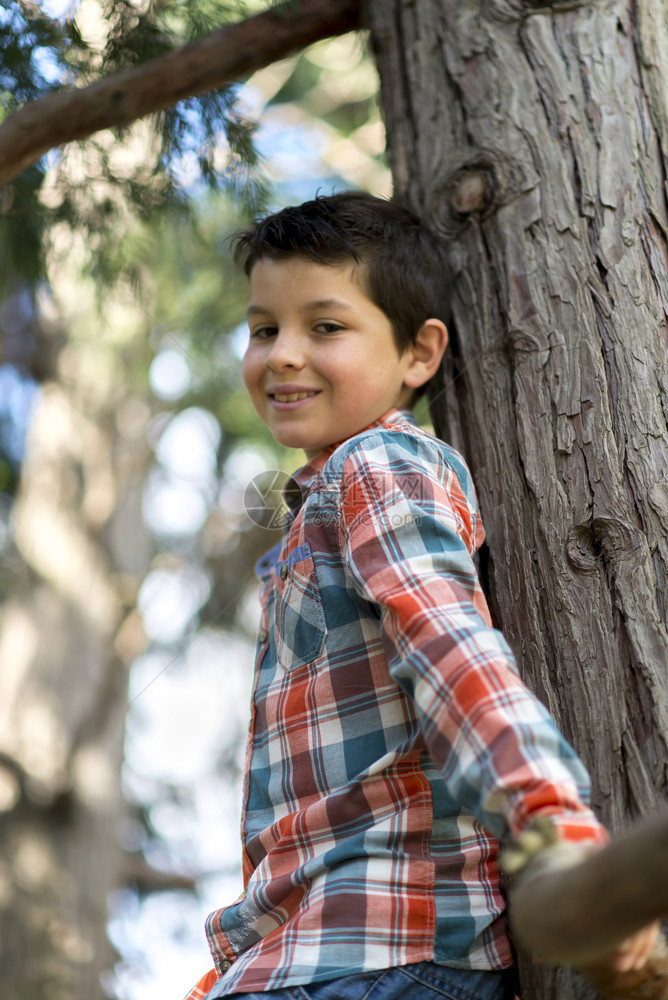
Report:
186,193,656,1000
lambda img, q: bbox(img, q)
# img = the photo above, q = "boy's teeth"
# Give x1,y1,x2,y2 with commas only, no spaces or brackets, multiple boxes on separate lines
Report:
274,391,316,402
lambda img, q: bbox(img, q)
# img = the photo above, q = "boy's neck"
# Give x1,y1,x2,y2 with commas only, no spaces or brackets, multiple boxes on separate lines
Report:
301,405,415,463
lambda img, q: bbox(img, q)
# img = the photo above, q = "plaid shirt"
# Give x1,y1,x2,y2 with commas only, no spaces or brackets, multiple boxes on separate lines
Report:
186,408,605,999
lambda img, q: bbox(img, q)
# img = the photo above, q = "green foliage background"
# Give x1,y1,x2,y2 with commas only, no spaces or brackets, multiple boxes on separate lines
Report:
0,4,390,991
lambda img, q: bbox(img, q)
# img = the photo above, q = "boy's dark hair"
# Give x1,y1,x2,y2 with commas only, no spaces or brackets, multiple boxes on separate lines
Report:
232,191,452,355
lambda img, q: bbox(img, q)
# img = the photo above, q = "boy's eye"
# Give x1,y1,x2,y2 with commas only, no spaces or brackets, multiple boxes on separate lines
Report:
251,325,277,339
314,322,344,335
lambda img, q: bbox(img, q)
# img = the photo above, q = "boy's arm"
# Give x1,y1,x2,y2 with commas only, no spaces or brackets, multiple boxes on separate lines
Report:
339,441,604,846
339,441,665,980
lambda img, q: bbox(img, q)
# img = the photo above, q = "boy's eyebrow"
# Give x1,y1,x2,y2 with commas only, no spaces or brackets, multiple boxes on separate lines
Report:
246,298,356,318
302,298,356,312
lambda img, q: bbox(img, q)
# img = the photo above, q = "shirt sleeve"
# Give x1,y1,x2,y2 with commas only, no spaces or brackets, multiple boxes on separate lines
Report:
337,434,607,847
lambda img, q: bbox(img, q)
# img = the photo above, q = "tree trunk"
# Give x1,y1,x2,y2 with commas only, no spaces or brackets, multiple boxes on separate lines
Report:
366,0,668,996
0,366,152,998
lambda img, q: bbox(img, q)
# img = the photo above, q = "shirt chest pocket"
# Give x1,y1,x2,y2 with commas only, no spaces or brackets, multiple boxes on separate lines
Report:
274,543,327,671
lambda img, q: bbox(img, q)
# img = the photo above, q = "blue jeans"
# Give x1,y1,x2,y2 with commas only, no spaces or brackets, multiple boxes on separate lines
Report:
221,962,516,1000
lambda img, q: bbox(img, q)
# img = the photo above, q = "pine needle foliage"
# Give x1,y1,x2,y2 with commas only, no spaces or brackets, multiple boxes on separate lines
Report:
0,0,269,294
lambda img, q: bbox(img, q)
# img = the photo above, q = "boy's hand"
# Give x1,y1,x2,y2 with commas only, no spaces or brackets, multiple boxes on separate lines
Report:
578,923,668,999
601,922,661,974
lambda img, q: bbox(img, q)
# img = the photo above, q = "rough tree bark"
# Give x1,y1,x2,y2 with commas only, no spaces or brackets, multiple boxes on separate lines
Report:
365,0,668,996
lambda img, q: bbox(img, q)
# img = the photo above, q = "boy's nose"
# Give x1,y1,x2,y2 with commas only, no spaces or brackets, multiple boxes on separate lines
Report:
265,330,305,370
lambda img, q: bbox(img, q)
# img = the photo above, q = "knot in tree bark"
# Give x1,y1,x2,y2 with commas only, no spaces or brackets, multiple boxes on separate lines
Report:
566,523,600,573
567,516,644,573
506,324,550,356
450,168,494,215
591,515,644,561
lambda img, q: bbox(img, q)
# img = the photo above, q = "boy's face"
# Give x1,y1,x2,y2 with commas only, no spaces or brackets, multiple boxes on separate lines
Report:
243,257,418,458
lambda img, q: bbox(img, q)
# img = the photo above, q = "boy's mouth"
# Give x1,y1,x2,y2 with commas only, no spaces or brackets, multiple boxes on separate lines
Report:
271,391,319,402
264,382,321,406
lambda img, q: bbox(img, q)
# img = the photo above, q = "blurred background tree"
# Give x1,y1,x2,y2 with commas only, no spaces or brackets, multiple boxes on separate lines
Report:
0,2,388,997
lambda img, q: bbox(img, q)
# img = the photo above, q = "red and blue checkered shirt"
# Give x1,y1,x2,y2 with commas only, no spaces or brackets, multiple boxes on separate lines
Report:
186,408,605,999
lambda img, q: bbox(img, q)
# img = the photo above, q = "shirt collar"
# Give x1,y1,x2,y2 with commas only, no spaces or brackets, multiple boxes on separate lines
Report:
283,407,418,512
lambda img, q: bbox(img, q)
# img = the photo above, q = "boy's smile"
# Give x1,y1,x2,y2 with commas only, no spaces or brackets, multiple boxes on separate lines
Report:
242,257,421,458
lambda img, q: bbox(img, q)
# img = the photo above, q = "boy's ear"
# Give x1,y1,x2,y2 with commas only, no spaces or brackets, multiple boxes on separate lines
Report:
403,319,449,390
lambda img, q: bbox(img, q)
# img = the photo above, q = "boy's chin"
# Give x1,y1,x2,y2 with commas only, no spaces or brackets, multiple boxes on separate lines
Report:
270,428,335,456
273,436,328,458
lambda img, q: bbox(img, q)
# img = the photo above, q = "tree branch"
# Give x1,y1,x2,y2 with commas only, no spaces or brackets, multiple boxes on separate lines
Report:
508,812,668,982
0,0,362,186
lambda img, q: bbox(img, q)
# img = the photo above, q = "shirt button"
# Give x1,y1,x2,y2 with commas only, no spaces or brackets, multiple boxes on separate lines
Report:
258,628,269,643
280,563,289,579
